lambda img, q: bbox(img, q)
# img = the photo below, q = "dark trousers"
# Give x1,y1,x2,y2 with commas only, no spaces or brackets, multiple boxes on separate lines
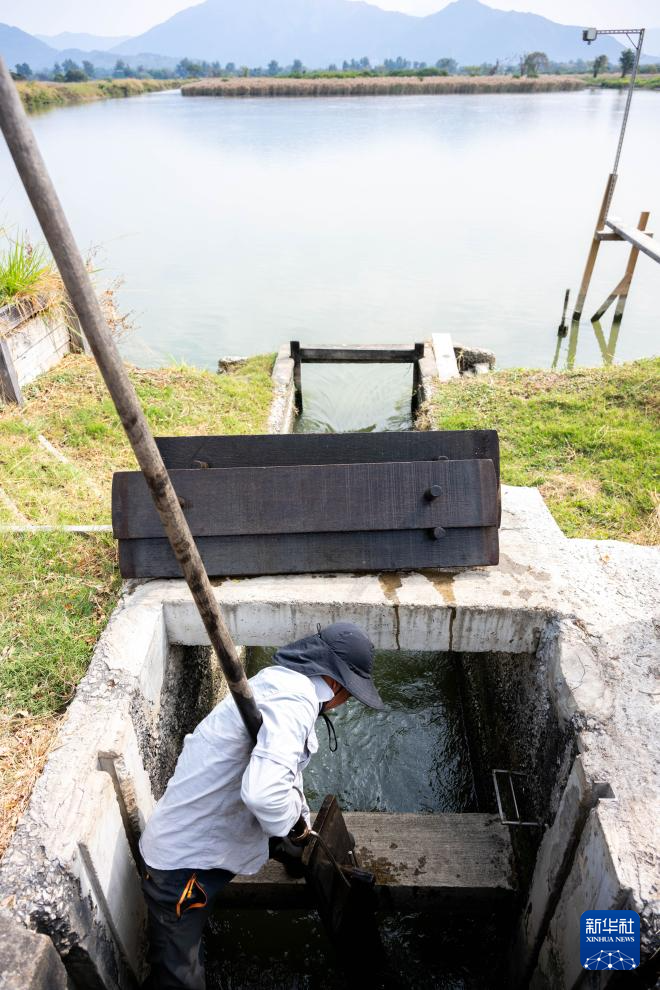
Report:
141,862,234,990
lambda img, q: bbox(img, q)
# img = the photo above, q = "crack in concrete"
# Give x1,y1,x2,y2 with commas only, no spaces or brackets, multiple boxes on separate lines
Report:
448,605,456,653
378,574,402,649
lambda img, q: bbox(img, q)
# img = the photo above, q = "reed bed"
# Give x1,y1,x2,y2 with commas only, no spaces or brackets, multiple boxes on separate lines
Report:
183,74,585,98
17,78,180,114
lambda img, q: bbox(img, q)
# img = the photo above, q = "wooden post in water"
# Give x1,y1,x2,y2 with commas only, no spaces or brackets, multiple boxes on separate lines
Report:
592,211,651,321
290,339,303,413
0,57,263,742
572,172,618,321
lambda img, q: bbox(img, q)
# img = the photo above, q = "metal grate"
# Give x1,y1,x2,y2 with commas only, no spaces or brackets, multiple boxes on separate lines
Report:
492,769,541,827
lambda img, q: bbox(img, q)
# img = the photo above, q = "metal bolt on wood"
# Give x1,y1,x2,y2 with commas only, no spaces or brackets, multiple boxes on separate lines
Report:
0,57,263,741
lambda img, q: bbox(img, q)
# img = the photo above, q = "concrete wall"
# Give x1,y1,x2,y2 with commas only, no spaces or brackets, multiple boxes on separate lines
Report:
0,300,86,404
0,489,656,988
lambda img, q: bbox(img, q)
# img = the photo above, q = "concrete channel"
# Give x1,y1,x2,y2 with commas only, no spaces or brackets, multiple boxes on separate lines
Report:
0,341,658,988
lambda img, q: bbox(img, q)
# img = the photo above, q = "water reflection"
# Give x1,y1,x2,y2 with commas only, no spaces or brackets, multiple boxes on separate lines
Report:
552,313,623,370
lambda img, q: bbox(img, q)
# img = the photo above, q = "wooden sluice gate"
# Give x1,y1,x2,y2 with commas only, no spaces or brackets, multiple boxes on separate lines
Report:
219,809,516,910
289,340,427,416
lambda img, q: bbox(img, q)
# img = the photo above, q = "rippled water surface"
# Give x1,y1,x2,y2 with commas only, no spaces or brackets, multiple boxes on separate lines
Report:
246,648,476,814
1,88,658,376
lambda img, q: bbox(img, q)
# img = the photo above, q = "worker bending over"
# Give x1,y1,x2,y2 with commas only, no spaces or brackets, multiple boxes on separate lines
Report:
139,621,384,989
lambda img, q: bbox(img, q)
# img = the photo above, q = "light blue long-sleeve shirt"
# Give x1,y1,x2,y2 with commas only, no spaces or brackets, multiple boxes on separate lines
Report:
139,667,332,875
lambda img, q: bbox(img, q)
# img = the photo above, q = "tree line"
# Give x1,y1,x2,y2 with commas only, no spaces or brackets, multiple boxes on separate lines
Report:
11,48,652,84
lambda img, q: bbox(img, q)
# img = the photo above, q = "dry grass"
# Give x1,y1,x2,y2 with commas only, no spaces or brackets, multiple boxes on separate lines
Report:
183,74,585,99
0,711,62,859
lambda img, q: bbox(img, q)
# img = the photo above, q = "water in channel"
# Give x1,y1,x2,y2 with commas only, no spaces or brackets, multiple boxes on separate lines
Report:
205,650,498,989
294,363,414,434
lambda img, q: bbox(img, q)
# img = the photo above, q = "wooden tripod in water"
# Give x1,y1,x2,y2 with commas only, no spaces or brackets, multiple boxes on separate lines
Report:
565,26,659,367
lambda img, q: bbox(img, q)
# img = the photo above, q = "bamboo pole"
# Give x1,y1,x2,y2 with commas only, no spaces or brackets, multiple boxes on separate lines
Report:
0,58,263,742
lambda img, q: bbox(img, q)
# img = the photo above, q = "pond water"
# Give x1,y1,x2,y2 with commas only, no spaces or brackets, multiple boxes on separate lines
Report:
1,88,658,377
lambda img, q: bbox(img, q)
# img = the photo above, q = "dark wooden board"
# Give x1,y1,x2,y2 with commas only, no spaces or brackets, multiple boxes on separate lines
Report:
154,430,500,480
217,813,515,910
117,526,499,578
298,346,422,363
302,796,390,986
112,459,498,539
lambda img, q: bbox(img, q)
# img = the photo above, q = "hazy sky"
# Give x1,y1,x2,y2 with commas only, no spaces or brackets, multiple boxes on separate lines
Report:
3,0,657,37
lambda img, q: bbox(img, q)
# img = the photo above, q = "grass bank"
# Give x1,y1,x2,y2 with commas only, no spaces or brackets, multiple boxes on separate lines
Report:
17,78,180,114
0,353,275,855
420,358,660,545
586,74,660,90
183,74,585,98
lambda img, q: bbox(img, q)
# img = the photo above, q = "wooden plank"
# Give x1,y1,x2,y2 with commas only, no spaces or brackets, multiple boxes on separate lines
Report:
298,346,422,363
432,333,460,380
0,338,24,405
605,218,659,264
302,796,391,985
290,339,303,413
112,459,499,539
154,430,500,480
117,526,499,578
217,813,515,909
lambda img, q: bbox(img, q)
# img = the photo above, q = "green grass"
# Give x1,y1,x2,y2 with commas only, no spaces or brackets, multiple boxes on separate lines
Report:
17,78,181,114
420,358,660,544
0,237,59,309
586,74,660,90
0,352,275,854
0,532,121,716
0,353,275,713
0,353,275,526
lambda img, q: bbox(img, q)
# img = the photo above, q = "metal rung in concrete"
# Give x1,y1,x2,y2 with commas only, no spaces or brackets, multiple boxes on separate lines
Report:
218,813,516,909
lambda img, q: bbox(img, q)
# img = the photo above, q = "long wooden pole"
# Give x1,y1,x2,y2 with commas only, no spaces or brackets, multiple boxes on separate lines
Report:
0,58,263,741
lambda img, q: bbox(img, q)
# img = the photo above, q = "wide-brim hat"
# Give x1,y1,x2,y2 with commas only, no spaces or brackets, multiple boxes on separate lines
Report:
273,622,385,710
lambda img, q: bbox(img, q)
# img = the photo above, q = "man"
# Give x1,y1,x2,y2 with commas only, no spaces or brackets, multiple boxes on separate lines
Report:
139,621,384,989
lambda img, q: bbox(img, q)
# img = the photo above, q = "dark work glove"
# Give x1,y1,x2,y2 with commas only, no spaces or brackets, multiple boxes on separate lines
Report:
269,835,305,878
268,816,311,878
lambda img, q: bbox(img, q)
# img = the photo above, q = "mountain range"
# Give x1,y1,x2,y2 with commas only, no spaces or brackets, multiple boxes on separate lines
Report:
2,0,658,72
35,32,131,52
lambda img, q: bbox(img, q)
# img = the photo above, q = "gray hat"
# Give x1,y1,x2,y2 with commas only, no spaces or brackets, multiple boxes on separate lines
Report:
273,622,385,710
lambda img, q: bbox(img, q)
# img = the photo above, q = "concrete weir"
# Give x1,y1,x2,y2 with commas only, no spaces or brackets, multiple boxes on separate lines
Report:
0,486,658,988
